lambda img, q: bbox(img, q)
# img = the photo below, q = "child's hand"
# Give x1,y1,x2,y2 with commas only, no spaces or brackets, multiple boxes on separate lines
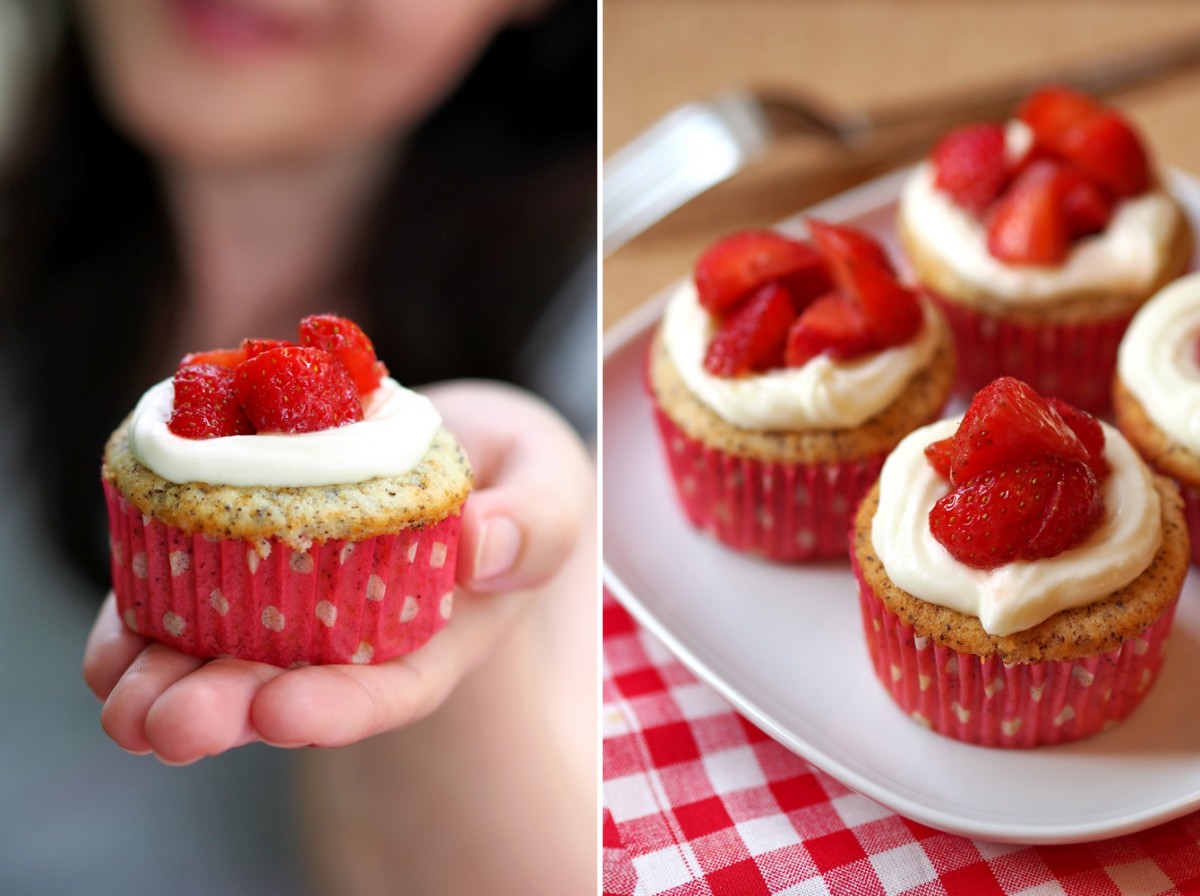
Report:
82,380,594,763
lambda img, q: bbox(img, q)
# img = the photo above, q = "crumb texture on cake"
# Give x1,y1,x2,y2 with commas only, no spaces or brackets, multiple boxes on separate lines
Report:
103,419,472,549
851,473,1188,664
647,314,955,464
1114,374,1200,486
897,202,1194,322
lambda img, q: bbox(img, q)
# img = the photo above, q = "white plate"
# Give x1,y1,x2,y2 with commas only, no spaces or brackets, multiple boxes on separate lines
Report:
603,166,1200,845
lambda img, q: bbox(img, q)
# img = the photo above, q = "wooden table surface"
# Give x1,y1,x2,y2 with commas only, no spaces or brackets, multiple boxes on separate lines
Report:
603,0,1200,331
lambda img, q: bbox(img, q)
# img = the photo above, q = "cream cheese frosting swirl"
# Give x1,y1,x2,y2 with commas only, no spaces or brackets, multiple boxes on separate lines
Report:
661,281,941,430
871,416,1162,636
128,376,442,487
899,122,1180,304
1118,272,1200,453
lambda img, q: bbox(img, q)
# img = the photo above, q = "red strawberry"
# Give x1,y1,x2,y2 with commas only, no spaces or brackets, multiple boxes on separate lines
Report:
784,292,875,367
703,282,796,376
948,377,1088,485
929,455,1100,569
806,218,894,287
1046,397,1109,480
168,363,254,439
924,436,955,479
931,123,1010,215
1017,86,1101,144
178,347,247,370
985,161,1071,265
1056,110,1149,198
298,314,388,395
693,230,829,316
243,337,293,360
1021,459,1104,561
1057,166,1114,238
235,346,363,433
846,263,924,348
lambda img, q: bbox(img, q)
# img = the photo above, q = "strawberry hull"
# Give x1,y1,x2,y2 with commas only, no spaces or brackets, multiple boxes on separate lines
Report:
852,551,1178,747
929,289,1132,414
103,480,460,666
651,405,885,562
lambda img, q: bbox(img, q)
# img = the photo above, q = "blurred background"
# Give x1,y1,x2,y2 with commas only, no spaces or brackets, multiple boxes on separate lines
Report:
0,0,595,893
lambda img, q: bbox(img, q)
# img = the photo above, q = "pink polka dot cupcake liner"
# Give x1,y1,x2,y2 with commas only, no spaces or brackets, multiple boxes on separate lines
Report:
102,480,461,667
651,406,884,562
1163,478,1200,567
929,291,1132,414
852,555,1178,748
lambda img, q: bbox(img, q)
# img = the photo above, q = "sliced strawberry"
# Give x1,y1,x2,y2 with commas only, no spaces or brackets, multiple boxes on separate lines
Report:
168,363,255,439
242,337,293,360
784,292,875,367
847,263,924,348
931,123,1010,215
1046,397,1109,480
806,219,894,291
985,160,1071,265
1021,459,1104,560
1056,110,1149,198
948,377,1088,486
929,455,1100,569
1057,166,1114,238
930,458,1054,569
703,282,796,376
924,436,955,480
693,230,829,316
298,314,388,395
1017,86,1101,145
178,347,247,370
235,346,363,433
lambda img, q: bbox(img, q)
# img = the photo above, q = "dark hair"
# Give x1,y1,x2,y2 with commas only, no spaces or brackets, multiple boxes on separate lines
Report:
0,2,597,589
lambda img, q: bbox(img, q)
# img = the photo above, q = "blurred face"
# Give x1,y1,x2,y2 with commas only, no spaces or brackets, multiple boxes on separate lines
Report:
77,0,543,166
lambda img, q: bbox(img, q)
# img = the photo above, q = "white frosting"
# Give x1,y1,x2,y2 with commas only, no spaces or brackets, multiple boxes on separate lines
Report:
899,122,1180,303
128,377,442,487
871,416,1162,636
1119,271,1200,452
661,281,941,430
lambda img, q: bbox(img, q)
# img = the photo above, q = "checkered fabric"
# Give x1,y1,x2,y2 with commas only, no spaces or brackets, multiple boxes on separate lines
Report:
603,591,1200,896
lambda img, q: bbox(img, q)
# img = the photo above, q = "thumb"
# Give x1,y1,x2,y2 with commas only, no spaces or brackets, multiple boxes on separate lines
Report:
421,380,594,594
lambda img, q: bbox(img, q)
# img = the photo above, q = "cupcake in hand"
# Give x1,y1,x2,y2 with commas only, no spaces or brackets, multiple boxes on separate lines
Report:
102,314,472,667
647,220,955,562
852,376,1188,746
897,86,1192,413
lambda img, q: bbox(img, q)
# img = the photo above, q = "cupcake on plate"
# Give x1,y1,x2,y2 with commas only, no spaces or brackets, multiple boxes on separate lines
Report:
102,314,472,667
647,220,955,562
1114,271,1200,564
852,376,1188,747
897,86,1192,413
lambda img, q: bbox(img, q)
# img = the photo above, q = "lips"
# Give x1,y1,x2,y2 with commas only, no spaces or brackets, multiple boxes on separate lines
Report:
168,0,315,55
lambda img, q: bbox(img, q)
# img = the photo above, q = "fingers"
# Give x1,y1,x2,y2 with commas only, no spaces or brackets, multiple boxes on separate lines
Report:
83,593,152,701
100,643,206,756
423,380,595,593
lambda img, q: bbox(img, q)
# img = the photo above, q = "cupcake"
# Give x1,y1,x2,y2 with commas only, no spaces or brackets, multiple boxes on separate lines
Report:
1114,271,1200,564
897,86,1192,413
647,220,955,561
102,314,472,667
852,377,1189,747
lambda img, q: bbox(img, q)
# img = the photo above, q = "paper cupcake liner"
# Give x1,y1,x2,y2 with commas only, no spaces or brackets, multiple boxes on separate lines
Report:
852,555,1177,747
103,480,461,667
651,406,884,561
929,291,1132,414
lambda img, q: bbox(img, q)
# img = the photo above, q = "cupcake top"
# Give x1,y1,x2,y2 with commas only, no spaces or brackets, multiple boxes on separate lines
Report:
898,86,1181,305
872,377,1161,636
103,313,472,548
1117,271,1200,454
660,221,942,430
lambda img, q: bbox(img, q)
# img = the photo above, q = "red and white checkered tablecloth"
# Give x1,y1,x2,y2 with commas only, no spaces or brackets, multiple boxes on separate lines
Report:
602,590,1200,896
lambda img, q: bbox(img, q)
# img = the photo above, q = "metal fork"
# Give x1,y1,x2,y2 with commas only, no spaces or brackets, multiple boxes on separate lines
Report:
604,32,1200,256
